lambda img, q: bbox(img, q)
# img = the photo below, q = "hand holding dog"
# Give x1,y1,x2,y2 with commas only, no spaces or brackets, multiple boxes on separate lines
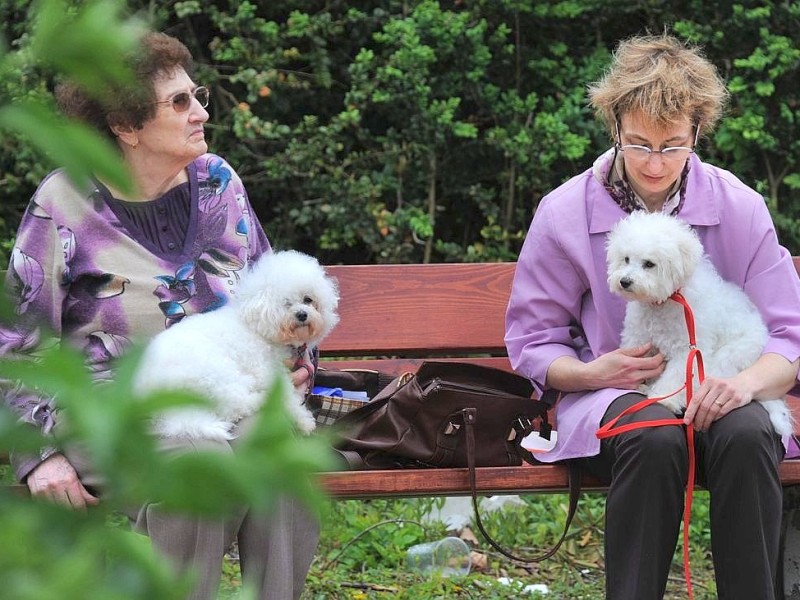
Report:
547,342,665,392
593,343,666,391
289,366,312,394
684,353,800,431
683,375,751,431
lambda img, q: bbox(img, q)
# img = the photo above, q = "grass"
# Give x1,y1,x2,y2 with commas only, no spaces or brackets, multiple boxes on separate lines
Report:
221,491,717,599
2,462,716,598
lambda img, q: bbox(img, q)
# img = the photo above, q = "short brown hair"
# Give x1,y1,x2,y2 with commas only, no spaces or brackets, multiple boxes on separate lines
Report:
588,34,728,138
55,32,194,143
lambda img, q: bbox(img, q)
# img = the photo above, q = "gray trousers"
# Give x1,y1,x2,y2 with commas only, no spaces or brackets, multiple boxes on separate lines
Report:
67,416,320,600
580,393,784,600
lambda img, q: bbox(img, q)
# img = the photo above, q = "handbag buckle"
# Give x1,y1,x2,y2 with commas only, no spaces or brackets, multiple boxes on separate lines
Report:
444,421,461,435
508,417,533,441
398,372,415,387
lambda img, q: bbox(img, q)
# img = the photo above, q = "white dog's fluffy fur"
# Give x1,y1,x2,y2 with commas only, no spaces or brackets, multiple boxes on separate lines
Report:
134,250,340,441
606,211,792,436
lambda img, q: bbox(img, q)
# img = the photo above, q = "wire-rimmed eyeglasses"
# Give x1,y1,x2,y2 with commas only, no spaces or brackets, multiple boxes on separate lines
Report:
615,120,700,162
153,86,210,113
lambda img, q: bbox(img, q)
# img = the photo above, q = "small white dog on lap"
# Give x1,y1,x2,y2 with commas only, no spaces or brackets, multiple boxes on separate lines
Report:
134,250,340,441
606,211,792,436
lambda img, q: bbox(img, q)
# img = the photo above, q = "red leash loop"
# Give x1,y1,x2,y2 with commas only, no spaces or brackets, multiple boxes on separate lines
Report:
595,291,701,600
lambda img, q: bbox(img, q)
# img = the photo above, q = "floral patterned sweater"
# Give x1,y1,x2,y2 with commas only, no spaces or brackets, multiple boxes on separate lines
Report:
1,153,270,480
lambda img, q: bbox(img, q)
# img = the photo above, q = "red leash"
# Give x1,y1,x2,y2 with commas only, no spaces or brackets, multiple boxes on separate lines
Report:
596,291,704,600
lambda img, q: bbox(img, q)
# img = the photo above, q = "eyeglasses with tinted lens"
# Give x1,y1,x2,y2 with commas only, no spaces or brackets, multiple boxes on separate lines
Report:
615,120,700,162
153,86,210,112
617,144,694,162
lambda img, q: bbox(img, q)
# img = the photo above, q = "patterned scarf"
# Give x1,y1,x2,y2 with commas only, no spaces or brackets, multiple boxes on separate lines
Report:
592,147,691,215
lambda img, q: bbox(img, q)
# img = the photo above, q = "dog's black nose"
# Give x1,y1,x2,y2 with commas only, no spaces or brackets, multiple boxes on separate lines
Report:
295,310,308,322
620,277,632,289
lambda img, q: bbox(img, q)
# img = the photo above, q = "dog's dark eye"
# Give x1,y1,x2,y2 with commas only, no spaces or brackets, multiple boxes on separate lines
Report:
624,257,630,264
643,260,656,269
303,296,314,305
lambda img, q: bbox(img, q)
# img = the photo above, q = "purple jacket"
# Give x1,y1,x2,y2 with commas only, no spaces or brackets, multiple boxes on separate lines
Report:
505,151,800,462
2,153,270,480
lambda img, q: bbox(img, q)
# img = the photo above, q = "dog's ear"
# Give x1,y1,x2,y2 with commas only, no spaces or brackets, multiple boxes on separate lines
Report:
238,287,283,341
652,220,703,295
675,224,704,281
605,220,627,270
311,271,340,341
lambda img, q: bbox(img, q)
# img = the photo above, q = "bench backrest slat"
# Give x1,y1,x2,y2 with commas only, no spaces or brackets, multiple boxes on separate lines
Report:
320,262,516,357
321,257,800,361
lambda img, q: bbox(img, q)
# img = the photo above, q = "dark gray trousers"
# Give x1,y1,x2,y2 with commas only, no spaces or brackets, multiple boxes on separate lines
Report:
580,393,784,600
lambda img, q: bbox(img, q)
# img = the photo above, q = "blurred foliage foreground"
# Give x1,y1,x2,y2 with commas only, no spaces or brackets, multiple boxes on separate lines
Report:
0,1,332,598
0,343,335,600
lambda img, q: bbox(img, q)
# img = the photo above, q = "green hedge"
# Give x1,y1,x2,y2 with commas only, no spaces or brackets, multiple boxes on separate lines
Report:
2,0,799,263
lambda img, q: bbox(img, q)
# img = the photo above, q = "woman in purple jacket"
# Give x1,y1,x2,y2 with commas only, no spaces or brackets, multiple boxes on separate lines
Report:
2,32,317,600
506,34,800,599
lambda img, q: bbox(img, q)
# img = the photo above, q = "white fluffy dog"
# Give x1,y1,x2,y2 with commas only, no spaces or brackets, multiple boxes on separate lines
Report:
134,250,340,441
606,211,792,435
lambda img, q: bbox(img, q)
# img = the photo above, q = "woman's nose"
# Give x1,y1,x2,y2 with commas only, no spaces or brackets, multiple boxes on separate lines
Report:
190,102,209,122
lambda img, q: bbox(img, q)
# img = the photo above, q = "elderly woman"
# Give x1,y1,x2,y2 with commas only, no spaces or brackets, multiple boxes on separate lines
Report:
2,32,317,599
505,34,800,599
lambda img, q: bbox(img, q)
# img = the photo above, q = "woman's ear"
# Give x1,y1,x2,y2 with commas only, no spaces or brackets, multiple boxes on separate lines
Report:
109,121,139,149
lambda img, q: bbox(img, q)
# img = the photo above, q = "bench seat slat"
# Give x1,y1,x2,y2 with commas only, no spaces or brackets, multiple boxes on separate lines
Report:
319,460,800,499
319,465,604,498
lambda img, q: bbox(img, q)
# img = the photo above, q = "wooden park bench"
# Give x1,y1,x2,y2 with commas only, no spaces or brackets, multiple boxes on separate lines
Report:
315,259,800,499
4,259,800,497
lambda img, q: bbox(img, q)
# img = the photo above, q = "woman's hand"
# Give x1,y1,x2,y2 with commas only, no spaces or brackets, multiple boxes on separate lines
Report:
588,343,667,390
547,343,666,393
683,353,800,431
27,453,99,509
290,366,311,394
285,345,314,394
682,375,750,432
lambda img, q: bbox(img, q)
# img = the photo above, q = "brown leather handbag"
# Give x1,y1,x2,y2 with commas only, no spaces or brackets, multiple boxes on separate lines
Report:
332,361,581,563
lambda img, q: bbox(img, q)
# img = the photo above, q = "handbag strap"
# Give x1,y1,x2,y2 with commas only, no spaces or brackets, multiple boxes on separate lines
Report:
461,407,581,563
335,449,367,470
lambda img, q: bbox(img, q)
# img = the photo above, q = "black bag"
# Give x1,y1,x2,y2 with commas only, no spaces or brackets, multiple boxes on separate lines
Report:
332,361,581,563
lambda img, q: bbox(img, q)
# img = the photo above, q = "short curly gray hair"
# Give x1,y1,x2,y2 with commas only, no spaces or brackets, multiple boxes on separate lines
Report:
588,34,728,138
55,32,194,144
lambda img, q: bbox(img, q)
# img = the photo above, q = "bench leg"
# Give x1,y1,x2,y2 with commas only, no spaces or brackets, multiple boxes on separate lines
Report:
782,485,800,599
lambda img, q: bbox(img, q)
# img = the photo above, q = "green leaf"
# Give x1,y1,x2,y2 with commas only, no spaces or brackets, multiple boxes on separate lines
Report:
28,0,143,97
0,102,131,192
784,173,800,190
